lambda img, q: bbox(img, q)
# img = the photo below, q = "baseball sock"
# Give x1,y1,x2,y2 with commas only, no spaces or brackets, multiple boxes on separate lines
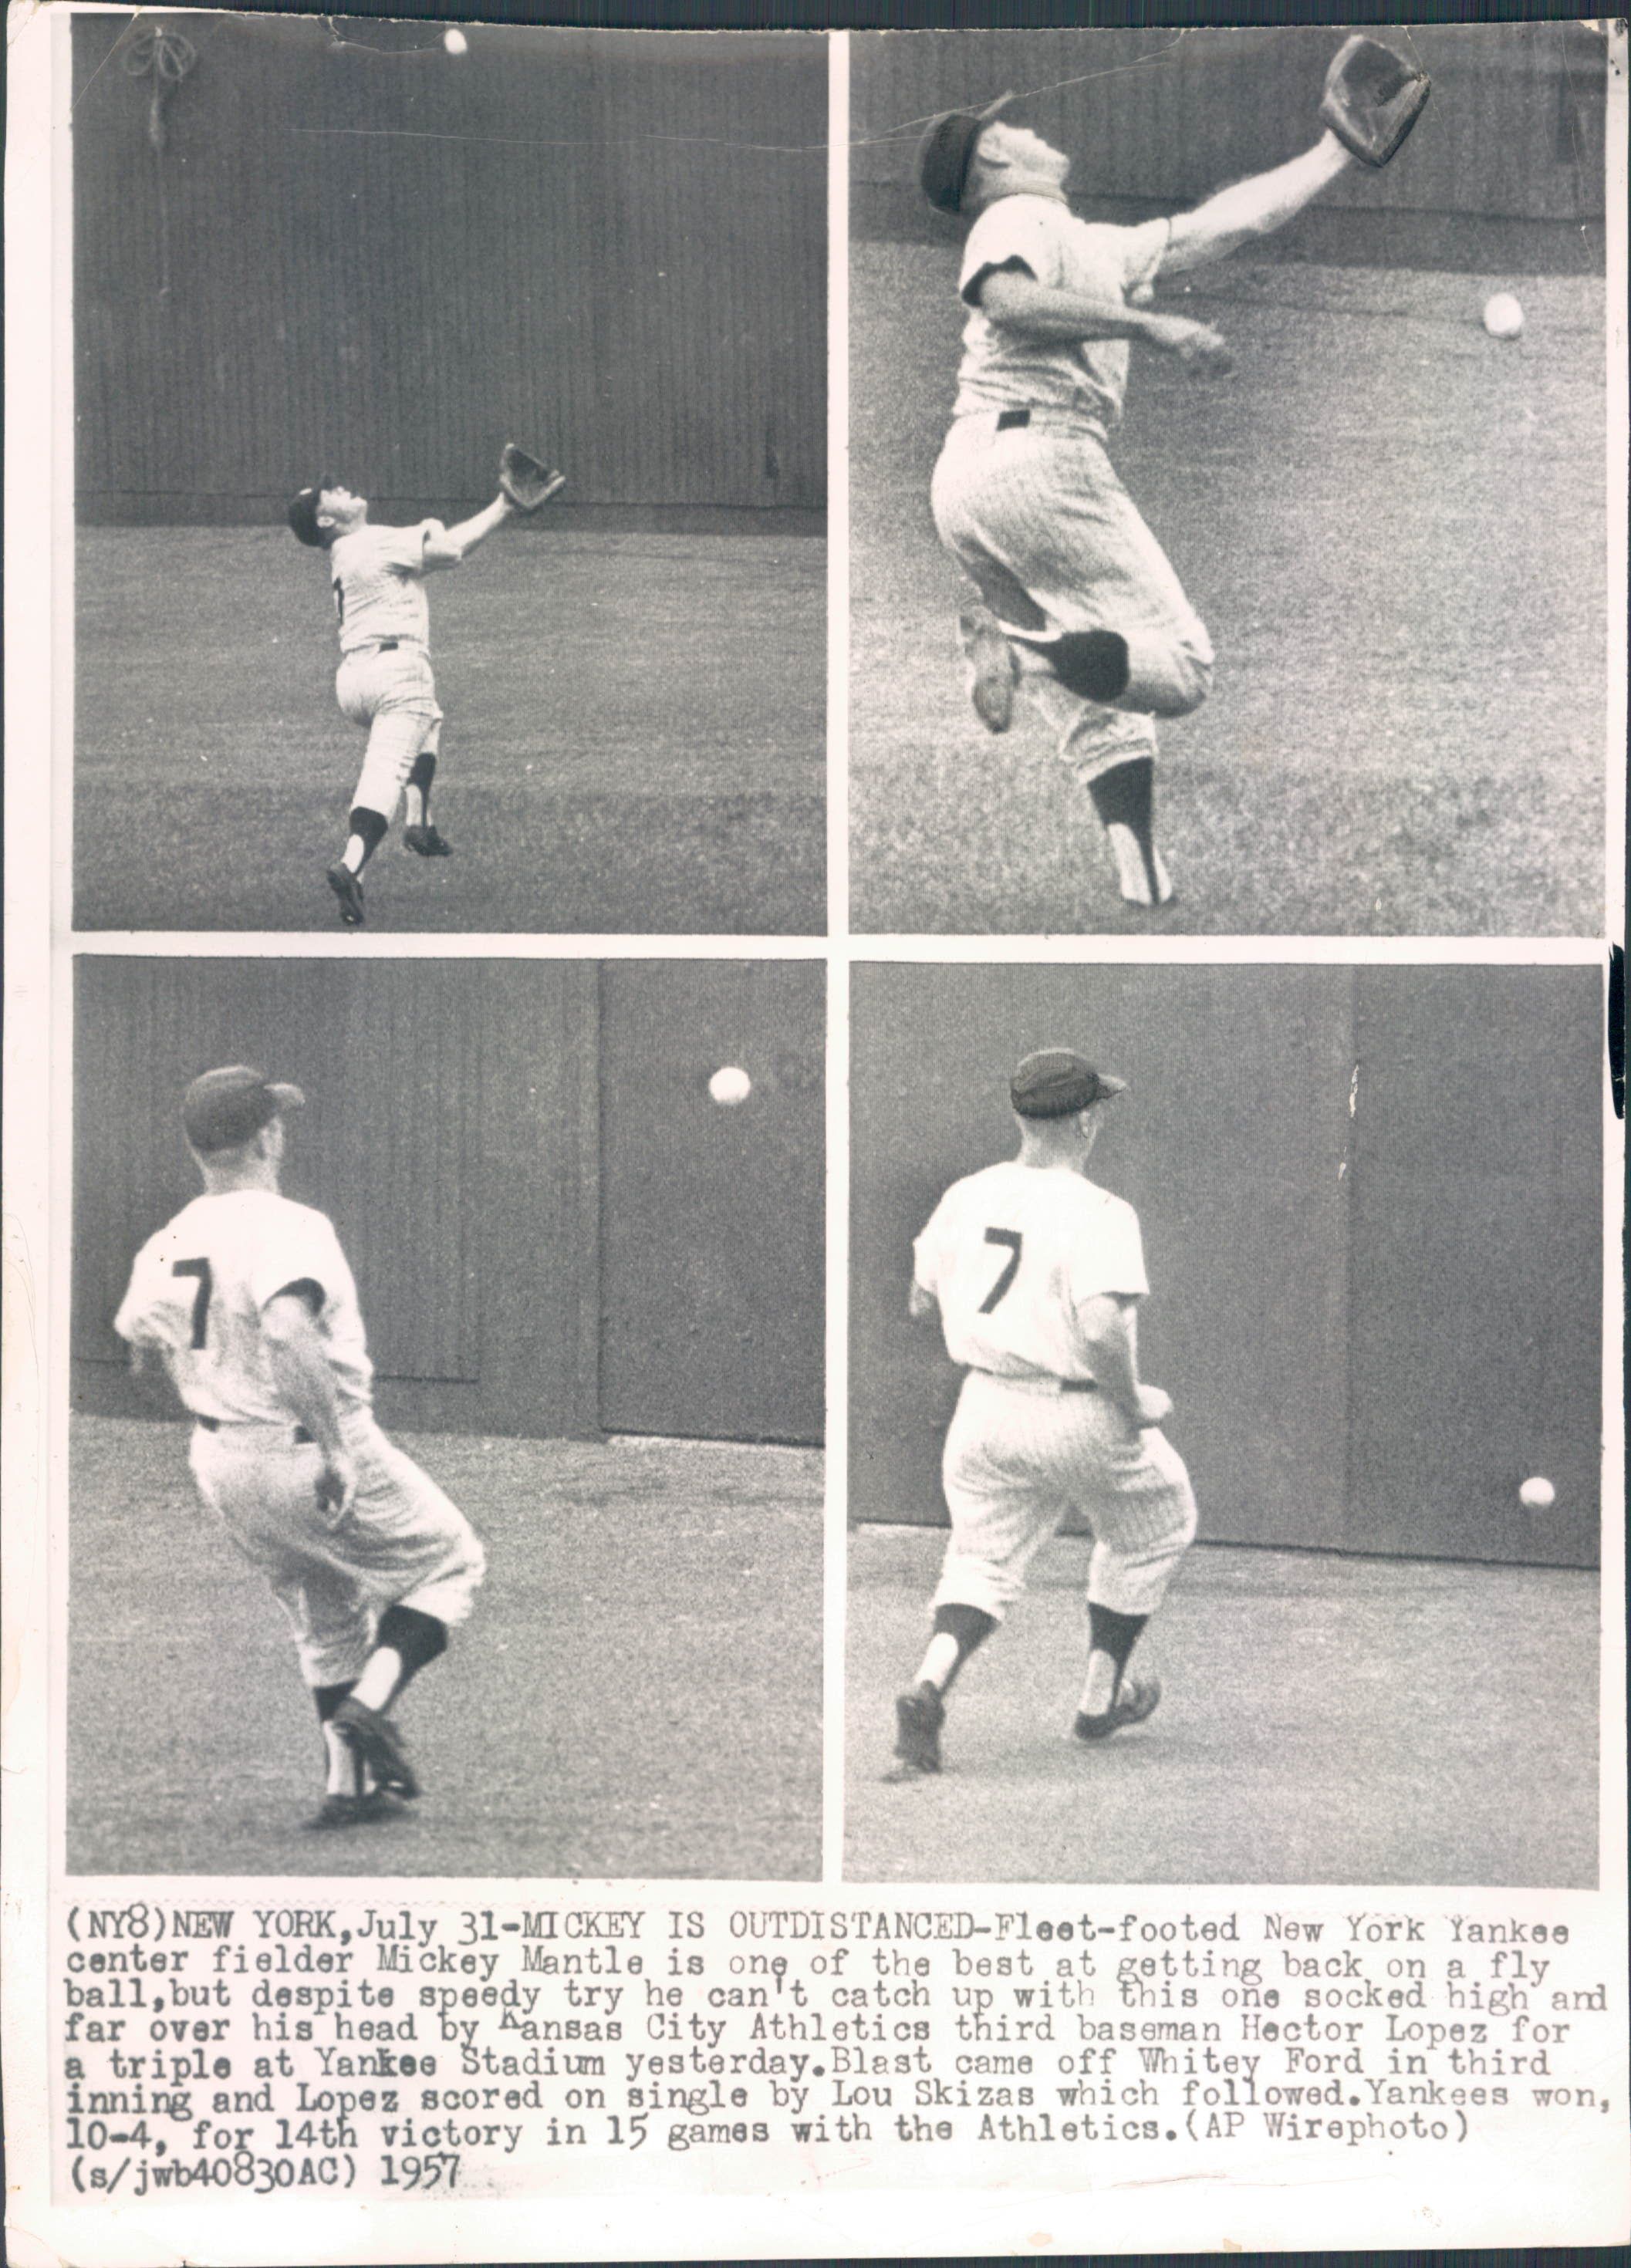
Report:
350,1605,448,1712
915,1602,998,1695
1080,1604,1149,1714
313,1682,367,1797
341,806,389,876
403,752,436,830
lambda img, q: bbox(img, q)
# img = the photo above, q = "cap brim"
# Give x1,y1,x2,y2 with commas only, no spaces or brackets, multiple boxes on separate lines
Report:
267,1082,306,1113
1096,1073,1127,1098
977,90,1015,123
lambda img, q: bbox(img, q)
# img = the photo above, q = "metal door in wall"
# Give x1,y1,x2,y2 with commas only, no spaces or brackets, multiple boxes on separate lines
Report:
598,962,824,1443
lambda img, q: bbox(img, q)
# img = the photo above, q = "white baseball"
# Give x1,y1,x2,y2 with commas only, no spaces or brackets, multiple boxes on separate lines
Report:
1483,292,1524,340
1518,1476,1555,1510
442,26,468,55
707,1065,751,1106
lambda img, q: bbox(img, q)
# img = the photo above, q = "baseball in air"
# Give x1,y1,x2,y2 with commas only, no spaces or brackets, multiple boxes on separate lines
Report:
1518,1476,1556,1510
1483,292,1524,339
708,1065,752,1106
442,26,468,54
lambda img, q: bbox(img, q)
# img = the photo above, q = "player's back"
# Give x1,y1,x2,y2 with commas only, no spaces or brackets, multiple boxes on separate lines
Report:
914,1159,1146,1381
115,1189,373,1423
329,522,440,654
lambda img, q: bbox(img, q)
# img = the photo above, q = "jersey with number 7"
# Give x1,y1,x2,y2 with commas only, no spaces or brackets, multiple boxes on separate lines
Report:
913,1160,1150,1382
114,1189,372,1424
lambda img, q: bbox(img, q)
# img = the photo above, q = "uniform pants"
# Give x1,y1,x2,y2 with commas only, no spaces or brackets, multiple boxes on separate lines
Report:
189,1411,485,1689
931,417,1213,784
934,1371,1197,1623
336,645,444,822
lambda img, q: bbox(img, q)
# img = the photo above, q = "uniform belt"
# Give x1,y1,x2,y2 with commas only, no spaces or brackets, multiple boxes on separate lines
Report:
973,1371,1097,1395
374,638,400,651
996,408,1031,430
196,1415,315,1444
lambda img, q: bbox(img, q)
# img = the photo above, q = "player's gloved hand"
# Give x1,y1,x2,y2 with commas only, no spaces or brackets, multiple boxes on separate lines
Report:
1132,1385,1173,1430
314,1450,357,1527
1147,316,1233,378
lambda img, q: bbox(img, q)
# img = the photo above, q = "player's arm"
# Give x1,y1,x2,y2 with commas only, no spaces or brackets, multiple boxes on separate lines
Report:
259,1286,356,1516
1158,131,1352,275
908,1277,939,1321
422,493,515,568
1076,1294,1171,1430
977,268,1233,376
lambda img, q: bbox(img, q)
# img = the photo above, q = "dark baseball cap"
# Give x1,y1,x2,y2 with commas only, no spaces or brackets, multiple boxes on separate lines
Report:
287,480,333,548
1011,1048,1126,1118
184,1066,306,1153
917,93,1013,214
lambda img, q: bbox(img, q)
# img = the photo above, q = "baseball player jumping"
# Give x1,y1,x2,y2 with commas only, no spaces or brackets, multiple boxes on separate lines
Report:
115,1066,487,1828
891,1049,1197,1778
916,41,1429,906
288,444,562,928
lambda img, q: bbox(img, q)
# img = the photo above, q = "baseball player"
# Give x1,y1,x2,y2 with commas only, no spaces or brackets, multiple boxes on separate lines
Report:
891,1048,1197,1778
288,445,562,927
916,41,1429,907
114,1065,487,1829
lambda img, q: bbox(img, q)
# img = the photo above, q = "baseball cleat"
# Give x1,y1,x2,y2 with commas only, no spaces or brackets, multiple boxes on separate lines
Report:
958,609,1018,734
1106,825,1174,908
326,863,366,926
1072,1673,1162,1743
887,1682,946,1778
303,1788,401,1831
333,1697,420,1797
404,824,454,858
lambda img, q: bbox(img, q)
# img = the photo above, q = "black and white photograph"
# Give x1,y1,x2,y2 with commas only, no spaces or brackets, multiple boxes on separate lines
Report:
846,960,1603,1885
70,15,826,934
847,26,1611,934
69,954,825,1877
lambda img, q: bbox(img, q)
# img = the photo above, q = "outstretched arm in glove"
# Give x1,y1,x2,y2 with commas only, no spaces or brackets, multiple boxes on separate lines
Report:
423,492,516,569
1159,132,1352,275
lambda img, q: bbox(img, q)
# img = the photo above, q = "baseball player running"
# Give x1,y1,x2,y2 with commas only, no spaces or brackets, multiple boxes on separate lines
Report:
891,1048,1197,1778
115,1065,487,1829
288,444,562,927
916,41,1429,906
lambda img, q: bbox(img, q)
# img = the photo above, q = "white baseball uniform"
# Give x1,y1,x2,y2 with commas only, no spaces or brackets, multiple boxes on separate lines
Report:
329,521,458,821
115,1187,485,1689
913,1159,1197,1621
930,198,1214,783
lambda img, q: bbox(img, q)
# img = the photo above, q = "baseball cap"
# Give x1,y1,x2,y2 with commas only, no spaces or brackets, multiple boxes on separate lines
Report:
917,93,1014,214
287,480,333,548
184,1065,306,1153
1011,1048,1126,1118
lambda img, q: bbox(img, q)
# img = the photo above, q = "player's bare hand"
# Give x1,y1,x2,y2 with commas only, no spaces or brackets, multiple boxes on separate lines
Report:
315,1451,357,1525
1133,1384,1173,1429
1150,316,1233,376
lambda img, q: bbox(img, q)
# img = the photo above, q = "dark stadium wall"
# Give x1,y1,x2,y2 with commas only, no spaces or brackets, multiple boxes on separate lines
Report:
853,24,1607,272
73,17,826,525
72,958,825,1446
849,964,1601,1570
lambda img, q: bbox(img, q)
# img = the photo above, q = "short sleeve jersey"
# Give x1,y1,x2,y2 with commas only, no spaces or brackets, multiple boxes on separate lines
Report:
114,1190,373,1423
954,199,1171,429
329,521,454,656
913,1160,1149,1382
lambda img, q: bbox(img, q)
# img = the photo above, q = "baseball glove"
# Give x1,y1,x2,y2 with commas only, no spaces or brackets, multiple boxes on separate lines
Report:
1319,35,1430,167
498,442,566,512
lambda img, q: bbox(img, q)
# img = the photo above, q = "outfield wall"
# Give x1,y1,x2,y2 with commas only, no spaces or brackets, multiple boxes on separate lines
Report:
853,25,1608,270
849,964,1602,1569
73,17,826,524
72,959,825,1445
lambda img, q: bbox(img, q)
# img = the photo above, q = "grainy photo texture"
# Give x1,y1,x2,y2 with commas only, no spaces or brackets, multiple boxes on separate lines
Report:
848,961,1602,1885
72,17,826,934
848,27,1609,934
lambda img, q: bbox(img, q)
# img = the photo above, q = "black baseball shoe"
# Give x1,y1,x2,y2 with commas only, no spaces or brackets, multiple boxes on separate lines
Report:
303,1788,401,1831
404,824,454,858
326,863,366,926
333,1697,420,1797
1072,1674,1162,1743
886,1682,946,1779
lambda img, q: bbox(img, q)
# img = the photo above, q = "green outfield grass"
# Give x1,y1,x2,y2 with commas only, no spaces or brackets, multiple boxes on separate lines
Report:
846,1524,1599,1885
69,1416,822,1878
76,528,824,934
849,247,1606,936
